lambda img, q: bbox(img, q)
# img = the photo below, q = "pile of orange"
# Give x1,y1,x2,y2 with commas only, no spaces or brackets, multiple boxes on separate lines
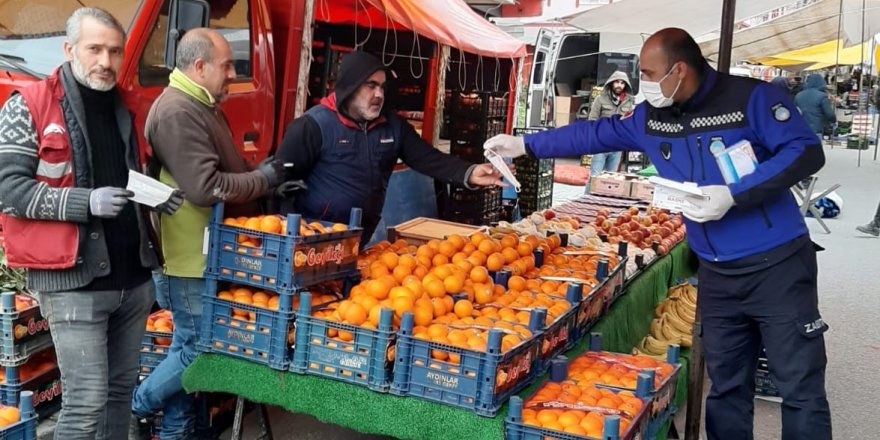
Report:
0,405,20,428
216,285,338,322
146,310,174,346
223,215,348,247
0,349,55,384
569,352,675,390
12,295,36,312
520,381,643,437
312,231,626,365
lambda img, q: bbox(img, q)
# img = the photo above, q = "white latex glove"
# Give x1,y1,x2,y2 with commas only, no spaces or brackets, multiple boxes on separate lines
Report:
681,185,735,223
483,134,526,158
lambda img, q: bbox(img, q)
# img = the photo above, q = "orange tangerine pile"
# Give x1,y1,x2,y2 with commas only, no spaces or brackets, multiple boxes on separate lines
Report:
145,310,174,346
0,405,20,428
217,285,338,322
0,349,55,384
521,381,644,438
12,295,36,312
569,352,675,390
223,215,348,247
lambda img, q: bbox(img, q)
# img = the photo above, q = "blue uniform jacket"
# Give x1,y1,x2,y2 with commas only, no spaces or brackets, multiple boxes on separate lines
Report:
524,66,825,263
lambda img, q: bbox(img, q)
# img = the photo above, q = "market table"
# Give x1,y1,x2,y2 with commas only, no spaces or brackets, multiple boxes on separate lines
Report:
182,242,698,440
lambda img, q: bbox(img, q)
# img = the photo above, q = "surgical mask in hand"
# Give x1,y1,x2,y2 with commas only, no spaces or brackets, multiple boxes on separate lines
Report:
642,67,681,108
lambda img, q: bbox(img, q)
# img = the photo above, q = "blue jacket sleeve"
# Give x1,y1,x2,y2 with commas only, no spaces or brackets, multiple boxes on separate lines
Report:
522,105,645,159
730,83,825,209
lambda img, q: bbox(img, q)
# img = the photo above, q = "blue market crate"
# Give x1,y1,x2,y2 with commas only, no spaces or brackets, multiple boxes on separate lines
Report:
0,391,37,440
0,293,52,367
0,348,60,420
585,334,682,419
391,310,543,417
291,293,396,392
505,358,652,440
645,403,677,440
138,310,173,380
568,257,627,343
206,203,362,296
197,279,295,370
493,272,581,373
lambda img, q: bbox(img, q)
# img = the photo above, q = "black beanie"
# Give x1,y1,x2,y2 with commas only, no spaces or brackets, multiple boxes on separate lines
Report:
335,51,386,111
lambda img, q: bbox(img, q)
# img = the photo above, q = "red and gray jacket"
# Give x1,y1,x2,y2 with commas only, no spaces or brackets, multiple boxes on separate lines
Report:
0,63,158,292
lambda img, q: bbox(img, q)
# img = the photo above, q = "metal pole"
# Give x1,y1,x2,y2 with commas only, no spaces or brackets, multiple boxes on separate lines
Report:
716,0,737,74
858,0,866,167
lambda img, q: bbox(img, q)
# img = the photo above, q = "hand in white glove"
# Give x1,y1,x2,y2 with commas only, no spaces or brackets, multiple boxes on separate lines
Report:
681,185,735,223
483,134,526,158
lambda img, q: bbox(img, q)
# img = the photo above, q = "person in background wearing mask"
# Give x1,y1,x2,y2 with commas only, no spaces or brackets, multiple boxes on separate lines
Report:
276,51,505,245
484,28,831,440
0,8,182,439
584,71,635,193
130,29,286,439
795,74,837,137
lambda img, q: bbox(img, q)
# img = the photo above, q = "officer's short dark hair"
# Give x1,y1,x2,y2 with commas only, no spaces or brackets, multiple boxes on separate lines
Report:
654,28,706,78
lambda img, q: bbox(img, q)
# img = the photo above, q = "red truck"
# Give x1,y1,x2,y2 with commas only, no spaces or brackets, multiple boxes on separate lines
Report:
0,0,310,166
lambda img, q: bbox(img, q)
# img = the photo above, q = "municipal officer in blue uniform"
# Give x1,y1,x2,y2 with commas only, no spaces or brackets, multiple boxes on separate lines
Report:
276,51,504,245
486,28,831,440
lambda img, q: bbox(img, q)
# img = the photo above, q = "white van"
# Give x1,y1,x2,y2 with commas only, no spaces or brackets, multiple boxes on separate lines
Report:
527,30,644,127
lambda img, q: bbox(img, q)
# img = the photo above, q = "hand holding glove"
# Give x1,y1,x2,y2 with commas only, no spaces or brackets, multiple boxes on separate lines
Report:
483,134,526,158
681,185,735,223
154,190,185,215
89,187,134,218
256,156,290,188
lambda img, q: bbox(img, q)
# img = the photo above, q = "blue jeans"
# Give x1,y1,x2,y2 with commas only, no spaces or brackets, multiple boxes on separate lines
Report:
132,273,205,440
585,152,623,194
37,281,154,440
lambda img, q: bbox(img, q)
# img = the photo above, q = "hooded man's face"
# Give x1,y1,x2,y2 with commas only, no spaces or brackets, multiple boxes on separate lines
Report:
611,80,626,94
347,70,386,122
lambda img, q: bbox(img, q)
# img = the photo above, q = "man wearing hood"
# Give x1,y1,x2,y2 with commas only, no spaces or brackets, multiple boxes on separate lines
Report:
795,74,837,136
276,51,504,244
584,71,635,192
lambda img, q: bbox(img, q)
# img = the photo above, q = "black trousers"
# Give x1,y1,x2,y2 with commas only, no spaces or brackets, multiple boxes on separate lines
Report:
699,242,832,440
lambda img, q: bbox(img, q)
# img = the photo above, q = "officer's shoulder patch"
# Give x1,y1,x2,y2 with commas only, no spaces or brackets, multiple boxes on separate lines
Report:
620,110,634,120
771,103,790,122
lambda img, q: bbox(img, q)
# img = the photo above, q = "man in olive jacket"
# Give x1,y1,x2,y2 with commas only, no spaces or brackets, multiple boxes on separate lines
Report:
130,28,285,439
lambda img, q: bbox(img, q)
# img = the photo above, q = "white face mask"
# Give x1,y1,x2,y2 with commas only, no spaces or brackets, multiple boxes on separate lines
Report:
642,67,681,108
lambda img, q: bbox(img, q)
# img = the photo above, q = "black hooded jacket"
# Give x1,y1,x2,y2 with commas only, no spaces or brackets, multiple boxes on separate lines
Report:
276,51,476,243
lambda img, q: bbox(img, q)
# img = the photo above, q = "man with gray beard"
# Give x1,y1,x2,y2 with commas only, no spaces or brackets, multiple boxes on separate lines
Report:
0,7,180,439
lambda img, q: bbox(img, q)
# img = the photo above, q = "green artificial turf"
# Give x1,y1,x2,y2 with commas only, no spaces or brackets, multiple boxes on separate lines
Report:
182,243,697,440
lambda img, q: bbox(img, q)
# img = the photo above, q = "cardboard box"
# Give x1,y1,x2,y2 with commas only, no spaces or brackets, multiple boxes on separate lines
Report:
589,173,632,198
629,179,655,201
555,112,577,128
555,96,585,113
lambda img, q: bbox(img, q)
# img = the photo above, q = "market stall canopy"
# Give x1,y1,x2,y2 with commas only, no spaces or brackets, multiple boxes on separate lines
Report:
315,0,527,58
700,0,880,64
751,39,876,70
563,0,795,40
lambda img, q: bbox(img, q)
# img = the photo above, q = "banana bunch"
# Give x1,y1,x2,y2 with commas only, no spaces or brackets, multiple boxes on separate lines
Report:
634,283,698,359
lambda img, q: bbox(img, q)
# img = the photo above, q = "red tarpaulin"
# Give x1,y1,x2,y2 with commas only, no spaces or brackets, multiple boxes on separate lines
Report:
315,0,527,58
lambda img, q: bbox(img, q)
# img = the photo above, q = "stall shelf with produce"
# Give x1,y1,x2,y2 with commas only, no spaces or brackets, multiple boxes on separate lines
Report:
181,242,697,440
